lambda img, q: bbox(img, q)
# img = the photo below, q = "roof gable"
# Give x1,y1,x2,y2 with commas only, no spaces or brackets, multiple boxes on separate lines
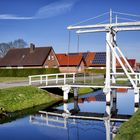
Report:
56,54,84,66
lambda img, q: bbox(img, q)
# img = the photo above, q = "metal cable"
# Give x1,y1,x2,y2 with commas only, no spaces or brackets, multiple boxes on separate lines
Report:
117,17,137,22
113,11,140,18
71,12,109,26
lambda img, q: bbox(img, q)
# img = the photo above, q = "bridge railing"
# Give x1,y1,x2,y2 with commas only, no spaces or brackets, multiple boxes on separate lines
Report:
110,72,140,86
29,73,76,86
29,73,104,86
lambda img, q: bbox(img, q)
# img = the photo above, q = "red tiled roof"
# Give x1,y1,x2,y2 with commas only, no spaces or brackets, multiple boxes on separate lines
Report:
116,58,136,68
116,57,126,68
117,88,128,93
127,59,136,68
0,47,52,67
56,54,84,66
85,52,96,66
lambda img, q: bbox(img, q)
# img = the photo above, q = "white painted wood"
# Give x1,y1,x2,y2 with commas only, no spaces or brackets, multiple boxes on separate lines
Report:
46,76,48,85
134,92,139,104
104,31,111,104
40,76,42,84
68,21,140,30
112,32,116,84
62,85,70,101
76,27,140,34
107,40,137,89
116,46,135,74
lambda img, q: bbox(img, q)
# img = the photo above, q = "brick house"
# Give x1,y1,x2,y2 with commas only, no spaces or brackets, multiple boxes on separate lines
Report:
0,44,59,69
56,53,86,73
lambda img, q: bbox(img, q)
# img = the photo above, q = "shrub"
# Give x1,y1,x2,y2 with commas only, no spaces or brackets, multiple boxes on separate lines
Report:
0,68,60,77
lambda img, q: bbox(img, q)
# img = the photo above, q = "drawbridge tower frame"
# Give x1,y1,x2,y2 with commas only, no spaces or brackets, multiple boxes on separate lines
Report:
67,10,140,106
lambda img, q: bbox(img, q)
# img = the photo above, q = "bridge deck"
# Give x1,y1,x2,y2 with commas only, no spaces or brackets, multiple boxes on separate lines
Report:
38,83,137,89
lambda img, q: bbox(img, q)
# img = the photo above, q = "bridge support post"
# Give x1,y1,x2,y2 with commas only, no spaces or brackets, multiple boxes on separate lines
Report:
73,87,79,99
112,89,117,102
74,98,80,112
111,89,117,116
104,102,111,140
62,85,71,102
134,89,139,105
104,31,111,105
105,91,111,105
104,118,110,140
64,103,70,113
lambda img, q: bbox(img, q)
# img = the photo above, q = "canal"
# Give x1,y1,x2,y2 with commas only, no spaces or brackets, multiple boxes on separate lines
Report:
0,89,138,140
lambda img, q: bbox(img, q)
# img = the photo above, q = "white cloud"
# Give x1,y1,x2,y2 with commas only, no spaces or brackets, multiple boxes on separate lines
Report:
0,14,32,20
0,0,77,20
35,0,74,19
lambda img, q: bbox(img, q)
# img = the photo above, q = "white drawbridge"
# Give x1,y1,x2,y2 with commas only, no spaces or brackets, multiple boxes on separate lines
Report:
67,9,140,106
29,10,140,108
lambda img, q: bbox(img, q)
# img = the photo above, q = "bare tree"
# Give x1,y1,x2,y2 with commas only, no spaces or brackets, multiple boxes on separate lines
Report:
12,39,27,48
0,43,10,57
0,39,27,57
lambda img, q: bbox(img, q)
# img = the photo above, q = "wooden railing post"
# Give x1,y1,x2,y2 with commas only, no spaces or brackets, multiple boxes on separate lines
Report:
40,76,42,84
29,76,31,85
56,74,58,84
139,74,140,84
46,76,48,85
73,73,75,83
64,73,66,84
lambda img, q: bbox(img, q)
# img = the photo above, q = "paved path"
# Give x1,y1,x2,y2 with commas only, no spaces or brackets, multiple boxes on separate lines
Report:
0,81,28,89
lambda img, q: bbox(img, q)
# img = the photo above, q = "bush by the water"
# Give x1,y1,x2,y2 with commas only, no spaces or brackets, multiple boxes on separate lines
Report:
0,68,60,77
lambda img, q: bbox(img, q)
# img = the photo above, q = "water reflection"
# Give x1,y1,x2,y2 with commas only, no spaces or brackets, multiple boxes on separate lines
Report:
29,109,121,140
0,89,139,140
29,89,138,140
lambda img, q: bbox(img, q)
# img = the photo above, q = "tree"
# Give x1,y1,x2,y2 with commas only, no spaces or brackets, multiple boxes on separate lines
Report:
0,43,10,57
0,39,27,57
12,39,27,48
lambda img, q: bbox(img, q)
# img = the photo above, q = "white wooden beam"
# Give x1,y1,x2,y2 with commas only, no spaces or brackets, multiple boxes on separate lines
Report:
68,21,140,30
76,27,140,34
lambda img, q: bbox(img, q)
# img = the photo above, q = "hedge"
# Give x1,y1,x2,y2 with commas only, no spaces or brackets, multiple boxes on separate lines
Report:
0,68,60,77
85,69,106,74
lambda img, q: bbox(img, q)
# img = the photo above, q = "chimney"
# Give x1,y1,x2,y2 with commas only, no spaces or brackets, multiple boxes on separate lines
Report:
30,43,35,53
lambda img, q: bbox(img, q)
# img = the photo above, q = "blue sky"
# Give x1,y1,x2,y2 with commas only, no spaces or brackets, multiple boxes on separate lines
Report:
0,0,140,61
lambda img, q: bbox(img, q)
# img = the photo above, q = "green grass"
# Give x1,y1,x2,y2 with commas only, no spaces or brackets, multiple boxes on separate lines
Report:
85,69,106,74
78,87,94,95
0,77,28,83
70,87,97,96
0,86,62,112
114,109,140,140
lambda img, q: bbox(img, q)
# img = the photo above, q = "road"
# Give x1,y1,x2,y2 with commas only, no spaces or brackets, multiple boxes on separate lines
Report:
0,81,28,89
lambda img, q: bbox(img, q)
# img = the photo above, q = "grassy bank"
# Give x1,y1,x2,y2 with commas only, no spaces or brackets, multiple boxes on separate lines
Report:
114,109,140,140
78,87,94,95
0,86,62,113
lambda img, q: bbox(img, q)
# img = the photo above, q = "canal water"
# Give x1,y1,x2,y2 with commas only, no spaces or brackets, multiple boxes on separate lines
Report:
0,89,138,140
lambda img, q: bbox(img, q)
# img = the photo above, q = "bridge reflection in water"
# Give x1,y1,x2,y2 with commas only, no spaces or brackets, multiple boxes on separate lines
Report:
29,89,138,140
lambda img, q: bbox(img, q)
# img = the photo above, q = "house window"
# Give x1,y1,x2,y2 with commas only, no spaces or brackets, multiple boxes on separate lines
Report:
45,65,48,68
52,55,54,60
48,55,51,60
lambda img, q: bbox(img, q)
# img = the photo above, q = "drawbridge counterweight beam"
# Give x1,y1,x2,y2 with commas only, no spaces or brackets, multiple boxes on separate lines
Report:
67,21,140,30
